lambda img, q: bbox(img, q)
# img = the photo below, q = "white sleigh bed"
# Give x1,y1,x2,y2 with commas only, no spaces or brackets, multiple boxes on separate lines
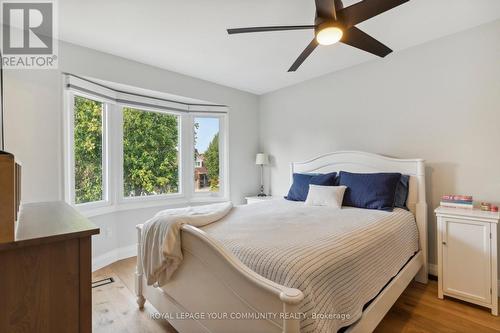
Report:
135,151,428,333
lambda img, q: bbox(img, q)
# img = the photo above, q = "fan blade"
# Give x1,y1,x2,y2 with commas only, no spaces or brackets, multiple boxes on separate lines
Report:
315,0,337,20
341,26,392,57
315,0,336,20
288,39,319,72
339,0,409,28
227,25,315,35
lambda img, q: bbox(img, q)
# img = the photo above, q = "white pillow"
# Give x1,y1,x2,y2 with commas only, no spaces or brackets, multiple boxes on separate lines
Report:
305,185,347,208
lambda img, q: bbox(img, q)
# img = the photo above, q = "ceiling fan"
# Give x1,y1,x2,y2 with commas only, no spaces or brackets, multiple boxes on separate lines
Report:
227,0,409,72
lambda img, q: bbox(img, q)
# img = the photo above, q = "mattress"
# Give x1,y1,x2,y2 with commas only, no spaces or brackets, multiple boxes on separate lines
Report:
202,199,419,333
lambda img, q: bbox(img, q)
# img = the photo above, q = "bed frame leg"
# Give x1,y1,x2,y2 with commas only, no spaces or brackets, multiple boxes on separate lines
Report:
135,225,146,309
282,302,301,333
415,202,428,284
137,294,146,309
415,266,428,284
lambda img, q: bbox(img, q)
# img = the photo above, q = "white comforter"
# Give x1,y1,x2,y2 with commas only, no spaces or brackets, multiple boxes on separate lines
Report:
202,199,419,333
140,202,233,286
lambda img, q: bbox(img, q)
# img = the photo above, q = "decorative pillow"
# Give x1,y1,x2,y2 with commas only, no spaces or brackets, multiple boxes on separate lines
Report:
394,175,410,210
338,171,402,211
305,185,347,208
285,172,337,202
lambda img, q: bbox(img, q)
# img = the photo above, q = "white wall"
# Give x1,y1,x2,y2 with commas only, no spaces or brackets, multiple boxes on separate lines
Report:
259,20,500,273
4,21,499,272
4,41,260,263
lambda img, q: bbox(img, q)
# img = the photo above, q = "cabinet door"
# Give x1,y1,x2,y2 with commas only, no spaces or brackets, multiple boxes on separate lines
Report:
443,218,491,304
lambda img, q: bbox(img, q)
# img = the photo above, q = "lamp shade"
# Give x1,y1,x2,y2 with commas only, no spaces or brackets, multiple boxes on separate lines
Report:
255,153,269,165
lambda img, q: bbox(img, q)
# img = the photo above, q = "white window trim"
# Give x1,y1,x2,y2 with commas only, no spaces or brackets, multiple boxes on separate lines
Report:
190,113,229,200
63,74,230,217
64,90,112,213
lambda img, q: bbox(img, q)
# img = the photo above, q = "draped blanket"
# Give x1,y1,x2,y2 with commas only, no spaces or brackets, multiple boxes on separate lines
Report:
140,202,233,286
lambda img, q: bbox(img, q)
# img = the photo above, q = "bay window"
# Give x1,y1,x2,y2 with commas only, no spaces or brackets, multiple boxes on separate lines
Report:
64,75,228,215
122,107,180,198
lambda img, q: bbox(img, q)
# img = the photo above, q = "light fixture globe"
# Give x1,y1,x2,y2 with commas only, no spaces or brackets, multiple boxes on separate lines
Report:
316,25,343,46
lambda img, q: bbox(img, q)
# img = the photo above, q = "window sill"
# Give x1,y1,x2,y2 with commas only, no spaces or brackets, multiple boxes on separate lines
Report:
75,196,229,218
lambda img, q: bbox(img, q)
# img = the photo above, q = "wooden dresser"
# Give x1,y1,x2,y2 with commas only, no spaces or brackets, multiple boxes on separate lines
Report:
0,201,99,332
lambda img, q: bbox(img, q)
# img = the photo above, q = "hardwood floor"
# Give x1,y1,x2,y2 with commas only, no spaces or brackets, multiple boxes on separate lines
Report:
92,259,176,333
92,257,500,333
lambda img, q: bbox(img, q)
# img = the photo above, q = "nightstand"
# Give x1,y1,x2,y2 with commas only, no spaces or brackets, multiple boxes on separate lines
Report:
245,196,278,205
435,206,499,315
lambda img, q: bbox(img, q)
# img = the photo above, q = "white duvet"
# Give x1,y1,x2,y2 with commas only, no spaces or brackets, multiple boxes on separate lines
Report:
202,199,419,333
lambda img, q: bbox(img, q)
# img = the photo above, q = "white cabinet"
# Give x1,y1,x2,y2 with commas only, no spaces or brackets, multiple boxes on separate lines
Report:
435,206,498,315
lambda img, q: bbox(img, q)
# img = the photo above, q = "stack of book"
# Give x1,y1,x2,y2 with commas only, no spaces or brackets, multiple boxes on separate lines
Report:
440,195,473,209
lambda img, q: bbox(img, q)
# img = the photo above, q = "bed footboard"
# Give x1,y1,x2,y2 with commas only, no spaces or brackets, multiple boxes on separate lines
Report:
135,224,304,333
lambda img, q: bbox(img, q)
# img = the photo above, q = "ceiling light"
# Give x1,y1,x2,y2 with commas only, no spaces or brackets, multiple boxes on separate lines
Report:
316,27,343,46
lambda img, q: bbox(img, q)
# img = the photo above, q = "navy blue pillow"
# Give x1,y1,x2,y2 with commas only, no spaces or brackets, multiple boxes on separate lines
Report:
285,172,337,201
394,175,410,210
338,171,401,211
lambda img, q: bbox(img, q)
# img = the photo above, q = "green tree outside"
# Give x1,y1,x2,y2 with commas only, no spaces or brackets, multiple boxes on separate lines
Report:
204,133,219,191
123,107,179,196
74,100,220,201
74,96,103,204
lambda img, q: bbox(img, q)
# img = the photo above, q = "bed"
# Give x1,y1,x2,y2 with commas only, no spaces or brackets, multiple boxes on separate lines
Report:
135,151,428,333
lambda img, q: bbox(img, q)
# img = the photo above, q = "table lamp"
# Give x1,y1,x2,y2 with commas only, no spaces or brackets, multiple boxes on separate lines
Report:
255,153,269,197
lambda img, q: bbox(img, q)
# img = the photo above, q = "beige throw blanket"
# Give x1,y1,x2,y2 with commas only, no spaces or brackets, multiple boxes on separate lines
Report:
141,202,233,286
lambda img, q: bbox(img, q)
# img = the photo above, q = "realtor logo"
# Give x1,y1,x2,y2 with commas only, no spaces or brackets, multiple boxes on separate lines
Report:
1,0,58,68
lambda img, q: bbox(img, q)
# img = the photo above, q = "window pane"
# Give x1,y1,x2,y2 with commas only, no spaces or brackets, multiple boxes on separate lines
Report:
74,96,103,204
194,117,220,193
123,107,179,197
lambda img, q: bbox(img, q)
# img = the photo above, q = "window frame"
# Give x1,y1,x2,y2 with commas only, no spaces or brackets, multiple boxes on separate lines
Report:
64,91,111,211
63,76,230,217
190,113,228,200
117,103,185,204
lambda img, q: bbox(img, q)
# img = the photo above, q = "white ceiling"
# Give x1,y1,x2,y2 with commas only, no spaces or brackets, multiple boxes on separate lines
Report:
59,0,500,95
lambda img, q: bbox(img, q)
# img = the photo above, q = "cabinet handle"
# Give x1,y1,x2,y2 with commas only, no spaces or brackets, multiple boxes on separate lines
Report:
442,241,447,245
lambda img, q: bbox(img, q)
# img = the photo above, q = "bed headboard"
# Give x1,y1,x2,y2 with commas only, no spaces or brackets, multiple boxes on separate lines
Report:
290,151,428,282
